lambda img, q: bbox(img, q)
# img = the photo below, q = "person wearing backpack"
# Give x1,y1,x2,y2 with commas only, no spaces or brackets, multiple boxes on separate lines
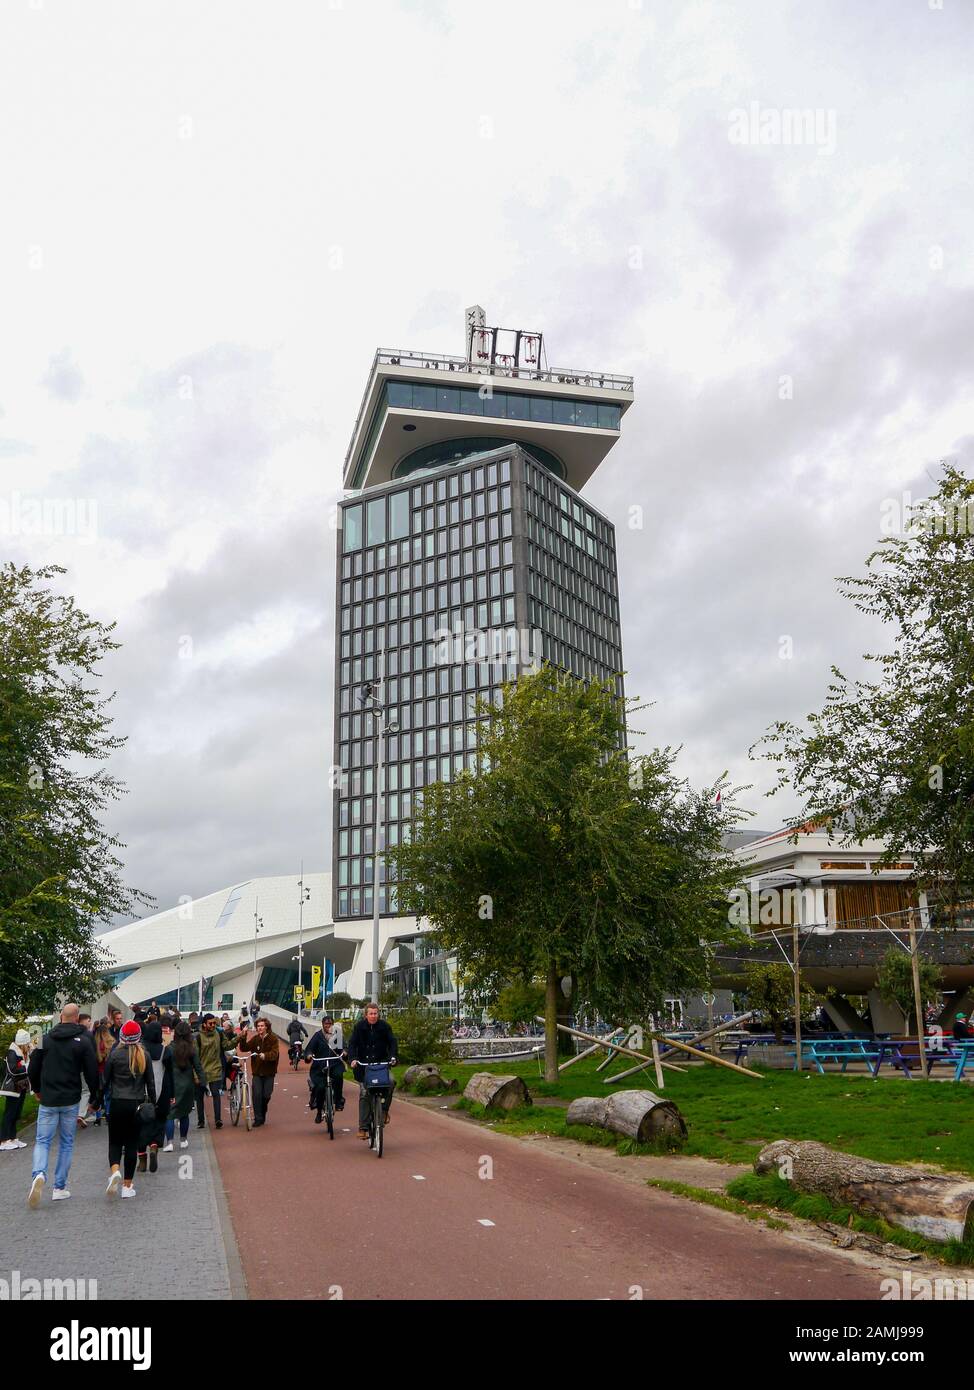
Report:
1,1029,32,1150
104,1020,157,1199
26,1003,100,1207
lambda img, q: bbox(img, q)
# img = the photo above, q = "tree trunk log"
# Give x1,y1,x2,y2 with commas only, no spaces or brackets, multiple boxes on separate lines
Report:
463,1072,532,1110
403,1064,456,1092
566,1091,688,1144
756,1139,974,1243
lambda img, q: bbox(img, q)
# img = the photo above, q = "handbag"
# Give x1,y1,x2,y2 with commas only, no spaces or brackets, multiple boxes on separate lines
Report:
137,1100,156,1126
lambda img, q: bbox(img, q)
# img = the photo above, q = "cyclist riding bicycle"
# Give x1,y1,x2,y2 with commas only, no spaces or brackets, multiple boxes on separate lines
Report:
302,1015,346,1123
287,1015,309,1066
347,1003,397,1141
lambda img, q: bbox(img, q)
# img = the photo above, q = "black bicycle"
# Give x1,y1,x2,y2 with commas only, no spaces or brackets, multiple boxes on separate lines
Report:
360,1063,394,1158
309,1055,342,1139
288,1041,304,1071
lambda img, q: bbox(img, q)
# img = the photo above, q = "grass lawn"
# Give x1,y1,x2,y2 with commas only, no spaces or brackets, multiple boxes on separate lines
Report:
399,1056,974,1175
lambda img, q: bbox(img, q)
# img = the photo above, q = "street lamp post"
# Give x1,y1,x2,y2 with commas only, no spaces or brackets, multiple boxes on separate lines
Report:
298,865,310,1018
360,650,398,1005
252,900,263,1006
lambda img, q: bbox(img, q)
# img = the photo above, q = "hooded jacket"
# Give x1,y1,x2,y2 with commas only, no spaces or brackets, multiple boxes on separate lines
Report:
27,1023,100,1108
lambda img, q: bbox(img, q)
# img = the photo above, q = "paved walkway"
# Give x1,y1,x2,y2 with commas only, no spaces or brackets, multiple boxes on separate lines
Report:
0,1113,238,1300
210,1066,887,1301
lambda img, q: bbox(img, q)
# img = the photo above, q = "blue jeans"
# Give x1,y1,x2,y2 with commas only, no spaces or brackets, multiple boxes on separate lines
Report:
32,1103,80,1189
165,1113,190,1141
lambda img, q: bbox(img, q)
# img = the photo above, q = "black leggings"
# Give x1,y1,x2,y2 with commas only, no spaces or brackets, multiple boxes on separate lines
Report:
108,1099,142,1181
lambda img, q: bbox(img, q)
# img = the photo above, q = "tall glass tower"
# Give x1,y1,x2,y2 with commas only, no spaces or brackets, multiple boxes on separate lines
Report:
332,308,634,1002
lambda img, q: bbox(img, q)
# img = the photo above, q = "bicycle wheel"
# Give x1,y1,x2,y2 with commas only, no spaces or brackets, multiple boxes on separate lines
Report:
243,1080,252,1131
372,1091,384,1158
325,1084,334,1140
230,1080,241,1126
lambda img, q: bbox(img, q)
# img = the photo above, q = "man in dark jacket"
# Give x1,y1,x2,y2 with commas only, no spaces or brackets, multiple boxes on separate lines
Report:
287,1015,309,1064
303,1016,346,1121
347,1004,398,1139
26,1003,100,1207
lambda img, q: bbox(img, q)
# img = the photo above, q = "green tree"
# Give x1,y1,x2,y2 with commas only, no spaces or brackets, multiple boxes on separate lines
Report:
393,993,451,1066
390,666,744,1080
742,962,816,1043
323,991,352,1013
0,563,150,1014
754,466,974,906
493,978,546,1027
876,947,942,1034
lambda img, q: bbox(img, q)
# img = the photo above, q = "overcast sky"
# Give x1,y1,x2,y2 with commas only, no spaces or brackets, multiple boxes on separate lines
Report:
2,0,971,924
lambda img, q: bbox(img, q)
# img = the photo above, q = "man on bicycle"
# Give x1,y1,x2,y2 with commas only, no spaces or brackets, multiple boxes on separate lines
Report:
302,1015,346,1123
287,1015,309,1067
347,1003,397,1140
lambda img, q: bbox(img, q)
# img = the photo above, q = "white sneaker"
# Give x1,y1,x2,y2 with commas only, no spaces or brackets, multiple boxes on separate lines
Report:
51,1188,71,1201
27,1174,45,1208
0,1140,14,1151
179,1139,189,1149
121,1186,136,1199
12,1139,26,1149
107,1170,122,1198
162,1142,174,1152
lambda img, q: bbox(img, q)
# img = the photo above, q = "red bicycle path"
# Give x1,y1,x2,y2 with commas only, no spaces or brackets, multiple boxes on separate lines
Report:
205,1058,886,1302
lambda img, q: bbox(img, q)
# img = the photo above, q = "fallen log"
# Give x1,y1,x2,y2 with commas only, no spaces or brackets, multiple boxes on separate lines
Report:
756,1139,974,1243
463,1072,532,1110
566,1091,688,1145
403,1064,457,1093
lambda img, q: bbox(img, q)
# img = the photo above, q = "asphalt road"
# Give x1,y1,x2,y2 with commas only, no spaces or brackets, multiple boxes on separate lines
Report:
209,1063,884,1302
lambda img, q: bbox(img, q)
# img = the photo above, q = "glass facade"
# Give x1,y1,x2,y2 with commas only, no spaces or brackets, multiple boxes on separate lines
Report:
384,379,622,431
350,379,623,487
333,442,626,924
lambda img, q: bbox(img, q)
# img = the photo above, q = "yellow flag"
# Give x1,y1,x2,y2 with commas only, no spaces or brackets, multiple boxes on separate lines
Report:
310,965,321,1002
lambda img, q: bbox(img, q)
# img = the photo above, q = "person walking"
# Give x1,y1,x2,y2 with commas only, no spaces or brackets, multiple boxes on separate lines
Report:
238,1017,280,1127
161,1020,206,1151
104,1020,156,1199
1,1029,32,1150
347,1004,398,1140
194,1013,234,1129
26,1003,100,1206
136,1012,166,1174
91,1020,114,1126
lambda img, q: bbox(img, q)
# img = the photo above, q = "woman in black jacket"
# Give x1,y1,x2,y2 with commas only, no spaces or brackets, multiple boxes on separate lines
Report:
104,1020,156,1199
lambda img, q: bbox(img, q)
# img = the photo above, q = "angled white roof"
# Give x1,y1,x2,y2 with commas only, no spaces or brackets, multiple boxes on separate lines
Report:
100,872,334,972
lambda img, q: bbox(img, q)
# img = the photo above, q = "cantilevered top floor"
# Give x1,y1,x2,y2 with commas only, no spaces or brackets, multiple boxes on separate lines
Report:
343,346,634,494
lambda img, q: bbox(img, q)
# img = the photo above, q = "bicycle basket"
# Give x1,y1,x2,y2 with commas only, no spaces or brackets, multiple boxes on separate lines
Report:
363,1063,392,1088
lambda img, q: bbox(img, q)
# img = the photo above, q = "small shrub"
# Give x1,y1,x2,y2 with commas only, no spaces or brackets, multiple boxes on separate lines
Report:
394,995,451,1067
